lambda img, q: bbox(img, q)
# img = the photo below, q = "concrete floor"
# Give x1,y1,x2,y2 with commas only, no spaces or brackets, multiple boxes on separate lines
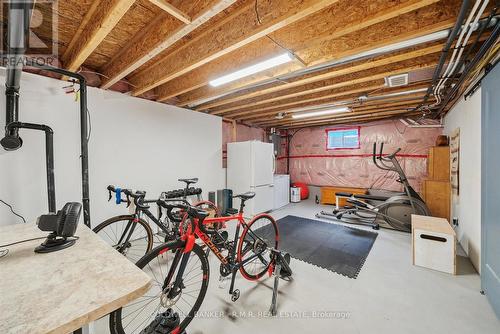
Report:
95,199,499,334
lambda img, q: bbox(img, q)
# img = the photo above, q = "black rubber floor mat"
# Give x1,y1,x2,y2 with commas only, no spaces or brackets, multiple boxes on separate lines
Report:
261,215,378,278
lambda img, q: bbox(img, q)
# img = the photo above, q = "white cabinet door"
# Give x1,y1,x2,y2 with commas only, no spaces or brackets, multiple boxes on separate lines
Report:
253,142,274,186
249,185,274,215
273,175,290,209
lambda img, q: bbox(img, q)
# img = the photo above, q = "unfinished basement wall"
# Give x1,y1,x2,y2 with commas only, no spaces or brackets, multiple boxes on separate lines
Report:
276,120,442,193
222,121,265,167
443,89,482,272
0,70,224,227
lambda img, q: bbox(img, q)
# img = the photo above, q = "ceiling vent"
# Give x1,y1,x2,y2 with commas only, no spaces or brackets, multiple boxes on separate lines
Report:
385,73,409,87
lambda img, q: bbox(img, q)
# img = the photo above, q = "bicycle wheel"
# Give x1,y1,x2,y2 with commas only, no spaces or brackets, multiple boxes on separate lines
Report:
110,241,210,334
93,215,153,263
237,214,279,281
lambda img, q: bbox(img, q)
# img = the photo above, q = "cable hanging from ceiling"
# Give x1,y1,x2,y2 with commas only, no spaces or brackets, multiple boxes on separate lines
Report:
254,0,307,68
417,0,499,116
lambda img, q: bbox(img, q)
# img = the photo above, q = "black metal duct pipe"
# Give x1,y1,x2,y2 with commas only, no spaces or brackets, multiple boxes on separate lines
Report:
25,62,92,227
6,122,56,212
421,0,471,105
2,0,34,150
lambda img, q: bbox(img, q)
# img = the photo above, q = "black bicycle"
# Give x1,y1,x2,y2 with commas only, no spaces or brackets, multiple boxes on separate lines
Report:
93,179,218,263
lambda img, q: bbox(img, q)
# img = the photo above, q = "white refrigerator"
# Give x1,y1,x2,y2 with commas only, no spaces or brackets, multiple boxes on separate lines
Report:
227,141,275,216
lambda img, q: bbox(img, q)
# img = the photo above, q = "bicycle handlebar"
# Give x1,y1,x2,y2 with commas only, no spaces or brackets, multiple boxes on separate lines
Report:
107,185,149,209
157,199,209,233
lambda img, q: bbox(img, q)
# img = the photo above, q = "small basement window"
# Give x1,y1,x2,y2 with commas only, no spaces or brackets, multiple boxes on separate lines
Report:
326,127,360,150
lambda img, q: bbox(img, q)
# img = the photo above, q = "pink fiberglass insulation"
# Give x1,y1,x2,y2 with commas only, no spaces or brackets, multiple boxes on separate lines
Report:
276,120,442,193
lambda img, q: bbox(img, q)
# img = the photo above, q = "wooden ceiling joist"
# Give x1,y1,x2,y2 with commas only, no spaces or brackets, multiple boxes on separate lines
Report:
62,0,136,72
198,43,443,111
260,108,418,128
155,0,441,104
148,0,191,24
244,88,430,122
30,0,477,127
277,110,423,129
100,0,238,89
208,58,439,116
128,0,342,96
226,82,386,119
170,0,462,108
255,98,427,127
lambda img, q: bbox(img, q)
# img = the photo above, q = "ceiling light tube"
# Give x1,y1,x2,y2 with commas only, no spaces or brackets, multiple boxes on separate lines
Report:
292,107,351,119
209,53,294,87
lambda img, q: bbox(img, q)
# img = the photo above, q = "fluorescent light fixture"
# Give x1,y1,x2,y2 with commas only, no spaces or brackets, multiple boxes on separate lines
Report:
292,107,350,119
209,53,294,87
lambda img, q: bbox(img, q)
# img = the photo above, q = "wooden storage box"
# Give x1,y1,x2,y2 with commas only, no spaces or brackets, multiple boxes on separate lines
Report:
320,186,366,206
412,215,456,275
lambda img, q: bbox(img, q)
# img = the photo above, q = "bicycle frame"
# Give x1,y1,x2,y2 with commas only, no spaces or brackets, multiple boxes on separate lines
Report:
167,211,272,300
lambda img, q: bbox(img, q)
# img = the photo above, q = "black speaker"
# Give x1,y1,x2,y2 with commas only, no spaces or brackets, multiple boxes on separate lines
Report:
217,189,233,216
208,191,216,204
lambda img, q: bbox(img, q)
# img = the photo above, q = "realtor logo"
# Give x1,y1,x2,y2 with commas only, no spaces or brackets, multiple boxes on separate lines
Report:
1,0,58,66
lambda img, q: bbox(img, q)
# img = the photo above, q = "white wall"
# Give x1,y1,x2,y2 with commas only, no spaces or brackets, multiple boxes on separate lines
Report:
0,70,224,227
443,88,482,272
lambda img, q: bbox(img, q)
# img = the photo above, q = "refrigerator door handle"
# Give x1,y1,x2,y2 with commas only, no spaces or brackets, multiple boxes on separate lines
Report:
272,154,276,174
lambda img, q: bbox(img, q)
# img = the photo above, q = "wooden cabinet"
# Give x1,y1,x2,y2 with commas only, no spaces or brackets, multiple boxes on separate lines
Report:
427,147,450,181
423,146,451,221
422,180,451,221
321,186,366,206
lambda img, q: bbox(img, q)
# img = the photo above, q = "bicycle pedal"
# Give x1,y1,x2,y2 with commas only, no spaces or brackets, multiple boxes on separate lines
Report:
231,289,240,302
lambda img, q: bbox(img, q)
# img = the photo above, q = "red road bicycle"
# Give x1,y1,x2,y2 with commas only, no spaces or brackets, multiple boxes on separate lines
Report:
109,191,290,334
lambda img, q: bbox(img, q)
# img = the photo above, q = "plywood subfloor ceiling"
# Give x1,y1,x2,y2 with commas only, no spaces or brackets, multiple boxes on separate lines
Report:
18,0,491,128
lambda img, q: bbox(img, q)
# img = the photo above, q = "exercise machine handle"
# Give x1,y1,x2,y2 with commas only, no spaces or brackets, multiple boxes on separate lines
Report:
387,148,401,159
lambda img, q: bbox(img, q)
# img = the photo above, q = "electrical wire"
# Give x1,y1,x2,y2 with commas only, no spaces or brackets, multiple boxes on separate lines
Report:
0,199,26,223
432,0,489,106
432,1,482,105
0,236,48,248
392,119,407,135
0,235,80,250
468,39,500,79
254,0,306,65
86,107,92,143
435,0,488,103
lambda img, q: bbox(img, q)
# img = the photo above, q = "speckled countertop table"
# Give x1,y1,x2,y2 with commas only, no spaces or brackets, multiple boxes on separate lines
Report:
0,222,151,334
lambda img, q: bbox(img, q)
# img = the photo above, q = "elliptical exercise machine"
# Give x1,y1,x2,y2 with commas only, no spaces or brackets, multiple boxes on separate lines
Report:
317,143,430,232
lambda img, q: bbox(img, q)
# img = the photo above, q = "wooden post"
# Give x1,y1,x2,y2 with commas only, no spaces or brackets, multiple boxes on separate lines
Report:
232,119,237,142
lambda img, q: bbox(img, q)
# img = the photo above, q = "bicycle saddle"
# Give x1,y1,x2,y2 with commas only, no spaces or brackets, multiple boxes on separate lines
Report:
233,192,256,200
178,178,198,185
